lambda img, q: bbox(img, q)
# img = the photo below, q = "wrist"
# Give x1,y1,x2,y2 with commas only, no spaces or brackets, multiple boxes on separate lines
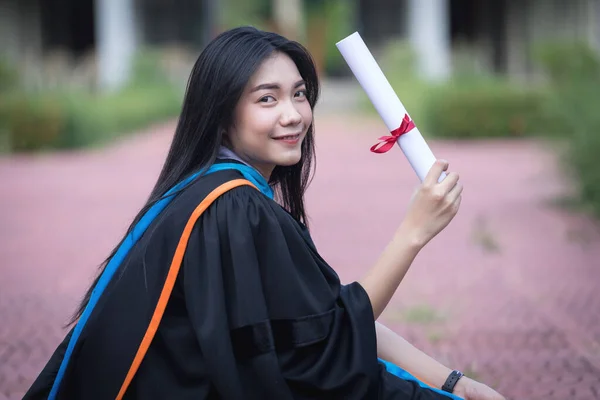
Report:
453,376,469,394
443,370,467,395
394,222,427,252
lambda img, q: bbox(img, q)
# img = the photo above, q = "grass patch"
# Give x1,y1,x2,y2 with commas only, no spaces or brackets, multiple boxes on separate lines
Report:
471,216,501,254
462,362,483,382
401,304,446,325
426,329,444,344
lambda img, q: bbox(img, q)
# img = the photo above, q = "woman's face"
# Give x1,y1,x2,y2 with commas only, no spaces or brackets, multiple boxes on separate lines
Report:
225,52,313,179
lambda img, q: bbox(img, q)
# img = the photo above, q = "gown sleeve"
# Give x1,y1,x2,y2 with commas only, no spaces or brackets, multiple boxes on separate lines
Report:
181,184,382,399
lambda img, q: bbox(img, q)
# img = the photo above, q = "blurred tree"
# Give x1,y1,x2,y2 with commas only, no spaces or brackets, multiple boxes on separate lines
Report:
304,0,326,76
304,0,357,77
216,0,357,77
218,0,272,31
273,0,304,41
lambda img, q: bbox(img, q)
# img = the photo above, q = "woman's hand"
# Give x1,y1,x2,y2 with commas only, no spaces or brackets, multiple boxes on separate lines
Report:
453,376,506,400
397,159,462,248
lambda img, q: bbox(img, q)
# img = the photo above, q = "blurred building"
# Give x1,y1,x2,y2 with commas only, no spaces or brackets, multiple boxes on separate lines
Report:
359,0,600,81
2,0,599,89
0,0,215,90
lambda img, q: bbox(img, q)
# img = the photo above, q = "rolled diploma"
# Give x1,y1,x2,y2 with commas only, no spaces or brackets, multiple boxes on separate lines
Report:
336,32,445,182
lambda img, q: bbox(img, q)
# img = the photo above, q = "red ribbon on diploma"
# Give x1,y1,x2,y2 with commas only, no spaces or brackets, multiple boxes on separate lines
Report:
370,113,416,153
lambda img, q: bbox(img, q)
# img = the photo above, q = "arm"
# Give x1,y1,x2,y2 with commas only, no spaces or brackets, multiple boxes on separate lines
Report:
376,322,507,400
375,321,452,388
358,226,422,320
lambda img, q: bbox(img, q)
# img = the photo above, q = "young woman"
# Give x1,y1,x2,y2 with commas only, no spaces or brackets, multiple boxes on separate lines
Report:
24,27,504,400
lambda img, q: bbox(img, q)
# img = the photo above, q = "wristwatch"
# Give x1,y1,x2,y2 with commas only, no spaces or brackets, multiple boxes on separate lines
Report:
442,370,464,393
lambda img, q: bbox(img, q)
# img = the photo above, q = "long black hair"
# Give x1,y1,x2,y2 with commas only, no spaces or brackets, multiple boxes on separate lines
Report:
68,26,320,325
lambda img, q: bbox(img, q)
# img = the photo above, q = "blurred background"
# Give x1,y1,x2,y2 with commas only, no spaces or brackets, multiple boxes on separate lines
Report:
1,1,600,399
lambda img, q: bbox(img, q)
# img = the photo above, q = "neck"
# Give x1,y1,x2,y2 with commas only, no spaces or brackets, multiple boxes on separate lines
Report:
217,146,273,181
250,162,274,182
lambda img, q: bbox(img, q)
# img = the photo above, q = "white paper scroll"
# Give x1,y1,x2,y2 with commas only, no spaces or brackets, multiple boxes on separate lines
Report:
336,32,445,182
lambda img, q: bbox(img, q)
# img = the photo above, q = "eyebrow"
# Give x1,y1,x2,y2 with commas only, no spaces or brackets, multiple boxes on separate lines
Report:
250,79,306,93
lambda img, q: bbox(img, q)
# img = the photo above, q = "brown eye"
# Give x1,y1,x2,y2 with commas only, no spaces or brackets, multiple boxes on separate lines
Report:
295,90,307,98
260,95,276,103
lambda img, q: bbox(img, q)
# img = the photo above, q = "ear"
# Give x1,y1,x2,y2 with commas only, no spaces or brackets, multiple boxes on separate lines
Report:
220,129,232,147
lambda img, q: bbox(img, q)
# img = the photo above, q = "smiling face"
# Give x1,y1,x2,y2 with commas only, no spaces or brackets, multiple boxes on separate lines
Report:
224,51,313,179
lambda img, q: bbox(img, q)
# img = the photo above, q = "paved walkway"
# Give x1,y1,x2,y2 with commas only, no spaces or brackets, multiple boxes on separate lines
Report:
1,113,600,400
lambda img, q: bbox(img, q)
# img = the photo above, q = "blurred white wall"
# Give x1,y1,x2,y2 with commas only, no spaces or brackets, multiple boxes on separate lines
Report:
407,0,451,82
95,0,137,91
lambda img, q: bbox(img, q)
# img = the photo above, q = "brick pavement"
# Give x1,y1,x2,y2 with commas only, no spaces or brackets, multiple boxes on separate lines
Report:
1,114,600,399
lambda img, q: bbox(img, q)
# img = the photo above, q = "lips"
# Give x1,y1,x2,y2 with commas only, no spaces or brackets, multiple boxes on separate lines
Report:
273,134,301,141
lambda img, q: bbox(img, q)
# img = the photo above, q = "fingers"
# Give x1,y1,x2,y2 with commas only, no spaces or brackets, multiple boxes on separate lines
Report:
449,186,462,212
424,159,449,187
423,159,462,213
448,180,463,203
439,171,460,193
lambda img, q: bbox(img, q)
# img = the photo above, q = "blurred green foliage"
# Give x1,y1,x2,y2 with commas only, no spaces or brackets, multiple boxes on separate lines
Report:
533,41,600,218
305,0,355,76
0,59,21,152
422,80,546,138
0,51,182,152
219,0,272,31
58,84,181,150
0,91,66,152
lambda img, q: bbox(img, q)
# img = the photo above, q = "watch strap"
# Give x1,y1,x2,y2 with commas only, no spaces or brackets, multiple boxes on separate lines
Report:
442,370,464,393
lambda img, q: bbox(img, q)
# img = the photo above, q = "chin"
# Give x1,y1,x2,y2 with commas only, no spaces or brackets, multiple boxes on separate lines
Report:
274,150,302,167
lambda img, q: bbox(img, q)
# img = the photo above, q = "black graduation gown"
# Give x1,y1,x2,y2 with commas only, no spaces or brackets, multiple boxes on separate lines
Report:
24,169,454,399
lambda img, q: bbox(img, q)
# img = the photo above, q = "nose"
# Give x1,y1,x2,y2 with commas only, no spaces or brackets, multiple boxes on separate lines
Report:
280,101,303,127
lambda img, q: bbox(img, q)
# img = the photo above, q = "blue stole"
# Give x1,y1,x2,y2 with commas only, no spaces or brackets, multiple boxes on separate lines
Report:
379,360,464,399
